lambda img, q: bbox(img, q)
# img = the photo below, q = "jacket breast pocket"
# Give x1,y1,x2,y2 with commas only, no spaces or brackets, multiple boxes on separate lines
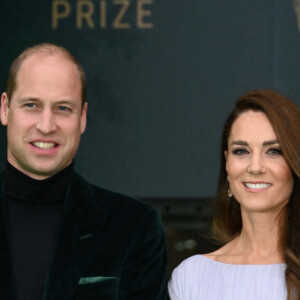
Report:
73,276,119,300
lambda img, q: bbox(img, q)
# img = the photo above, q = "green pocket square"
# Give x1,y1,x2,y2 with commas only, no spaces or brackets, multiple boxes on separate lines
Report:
78,276,118,285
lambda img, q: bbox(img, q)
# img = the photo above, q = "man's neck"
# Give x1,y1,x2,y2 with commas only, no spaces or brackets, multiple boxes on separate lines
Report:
4,161,74,201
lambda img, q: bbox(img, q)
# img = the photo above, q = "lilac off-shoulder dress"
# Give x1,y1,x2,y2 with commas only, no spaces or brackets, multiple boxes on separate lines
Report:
168,255,287,300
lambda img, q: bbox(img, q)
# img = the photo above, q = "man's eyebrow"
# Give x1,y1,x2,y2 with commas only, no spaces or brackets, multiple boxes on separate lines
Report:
18,97,40,103
18,98,77,107
55,100,75,105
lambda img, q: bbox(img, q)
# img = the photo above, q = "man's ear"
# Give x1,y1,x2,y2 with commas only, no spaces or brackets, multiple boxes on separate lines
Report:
1,93,9,126
80,102,88,134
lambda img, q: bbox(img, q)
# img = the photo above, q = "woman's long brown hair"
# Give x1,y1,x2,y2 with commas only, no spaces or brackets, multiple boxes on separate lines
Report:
212,89,300,300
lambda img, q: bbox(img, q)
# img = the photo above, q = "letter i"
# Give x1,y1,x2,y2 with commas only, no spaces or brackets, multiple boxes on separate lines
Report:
100,0,106,28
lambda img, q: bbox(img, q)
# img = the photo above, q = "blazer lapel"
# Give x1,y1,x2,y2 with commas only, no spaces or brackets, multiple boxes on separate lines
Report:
0,175,14,299
43,173,109,300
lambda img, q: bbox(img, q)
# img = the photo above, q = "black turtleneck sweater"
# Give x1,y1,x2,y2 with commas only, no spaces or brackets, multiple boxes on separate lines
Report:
4,162,73,300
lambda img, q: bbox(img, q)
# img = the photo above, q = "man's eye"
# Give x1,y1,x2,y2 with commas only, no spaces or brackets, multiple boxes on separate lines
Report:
24,103,36,108
232,148,248,155
58,106,71,112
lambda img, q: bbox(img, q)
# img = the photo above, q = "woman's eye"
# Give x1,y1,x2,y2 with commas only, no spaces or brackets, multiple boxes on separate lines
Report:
232,148,248,155
268,148,282,155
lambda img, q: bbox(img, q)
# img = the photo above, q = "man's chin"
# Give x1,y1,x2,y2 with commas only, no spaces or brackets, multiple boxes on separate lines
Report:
20,164,68,180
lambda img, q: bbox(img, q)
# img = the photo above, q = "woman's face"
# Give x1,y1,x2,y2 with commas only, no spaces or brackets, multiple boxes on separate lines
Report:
225,110,294,214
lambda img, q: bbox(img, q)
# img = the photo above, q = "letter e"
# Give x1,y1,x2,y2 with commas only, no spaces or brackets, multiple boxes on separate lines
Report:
137,0,153,29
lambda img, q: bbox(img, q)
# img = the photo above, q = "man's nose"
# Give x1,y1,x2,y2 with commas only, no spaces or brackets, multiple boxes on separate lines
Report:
35,109,57,134
246,153,265,175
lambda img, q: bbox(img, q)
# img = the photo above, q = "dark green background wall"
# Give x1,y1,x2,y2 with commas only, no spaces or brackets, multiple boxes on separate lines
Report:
1,0,300,197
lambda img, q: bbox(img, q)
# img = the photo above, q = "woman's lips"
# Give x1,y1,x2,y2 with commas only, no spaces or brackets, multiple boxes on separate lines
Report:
243,182,272,190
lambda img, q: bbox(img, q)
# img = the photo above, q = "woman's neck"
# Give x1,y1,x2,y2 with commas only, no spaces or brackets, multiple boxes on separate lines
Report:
207,209,286,265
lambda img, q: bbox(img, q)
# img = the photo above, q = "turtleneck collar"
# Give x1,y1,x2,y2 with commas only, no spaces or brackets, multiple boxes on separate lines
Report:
4,161,74,203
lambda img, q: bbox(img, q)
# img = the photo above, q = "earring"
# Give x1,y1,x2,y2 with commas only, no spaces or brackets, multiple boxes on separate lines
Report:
227,176,233,197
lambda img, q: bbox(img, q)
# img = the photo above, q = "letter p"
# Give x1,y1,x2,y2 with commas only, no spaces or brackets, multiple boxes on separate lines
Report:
52,0,71,29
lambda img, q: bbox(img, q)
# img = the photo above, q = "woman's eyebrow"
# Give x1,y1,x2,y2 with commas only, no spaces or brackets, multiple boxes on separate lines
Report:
230,140,279,146
231,140,248,146
262,140,279,146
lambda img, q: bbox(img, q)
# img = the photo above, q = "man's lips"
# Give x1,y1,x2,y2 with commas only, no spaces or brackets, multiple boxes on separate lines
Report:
243,182,272,190
31,141,58,150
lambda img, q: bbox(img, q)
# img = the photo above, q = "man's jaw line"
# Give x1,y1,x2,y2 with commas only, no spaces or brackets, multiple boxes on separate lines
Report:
6,156,63,180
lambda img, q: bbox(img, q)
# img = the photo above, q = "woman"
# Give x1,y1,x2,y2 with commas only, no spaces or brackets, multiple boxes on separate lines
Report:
168,90,300,300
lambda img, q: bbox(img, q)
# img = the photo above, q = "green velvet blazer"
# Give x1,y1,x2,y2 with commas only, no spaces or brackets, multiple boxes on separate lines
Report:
0,172,168,300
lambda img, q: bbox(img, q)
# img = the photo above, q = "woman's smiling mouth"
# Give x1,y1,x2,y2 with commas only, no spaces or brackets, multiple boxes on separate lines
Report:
243,182,272,189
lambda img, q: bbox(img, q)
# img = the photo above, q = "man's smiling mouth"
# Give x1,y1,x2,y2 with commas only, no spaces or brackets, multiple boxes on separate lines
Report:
32,142,57,150
243,182,272,189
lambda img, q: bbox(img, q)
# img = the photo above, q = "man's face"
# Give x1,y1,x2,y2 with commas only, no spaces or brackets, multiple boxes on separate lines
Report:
0,53,87,179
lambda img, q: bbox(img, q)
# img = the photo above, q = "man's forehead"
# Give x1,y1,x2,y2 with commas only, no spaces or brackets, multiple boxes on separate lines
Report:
19,52,75,72
10,52,82,105
15,52,81,87
8,46,85,106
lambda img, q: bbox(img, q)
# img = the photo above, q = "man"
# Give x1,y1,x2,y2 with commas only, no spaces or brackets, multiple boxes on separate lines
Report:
0,43,168,300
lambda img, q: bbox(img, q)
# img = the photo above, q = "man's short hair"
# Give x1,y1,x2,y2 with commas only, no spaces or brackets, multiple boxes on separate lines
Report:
6,43,87,107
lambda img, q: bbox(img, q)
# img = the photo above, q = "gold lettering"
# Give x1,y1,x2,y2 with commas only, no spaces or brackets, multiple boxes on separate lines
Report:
52,0,71,29
137,0,153,29
112,0,130,29
100,0,106,28
77,0,95,29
